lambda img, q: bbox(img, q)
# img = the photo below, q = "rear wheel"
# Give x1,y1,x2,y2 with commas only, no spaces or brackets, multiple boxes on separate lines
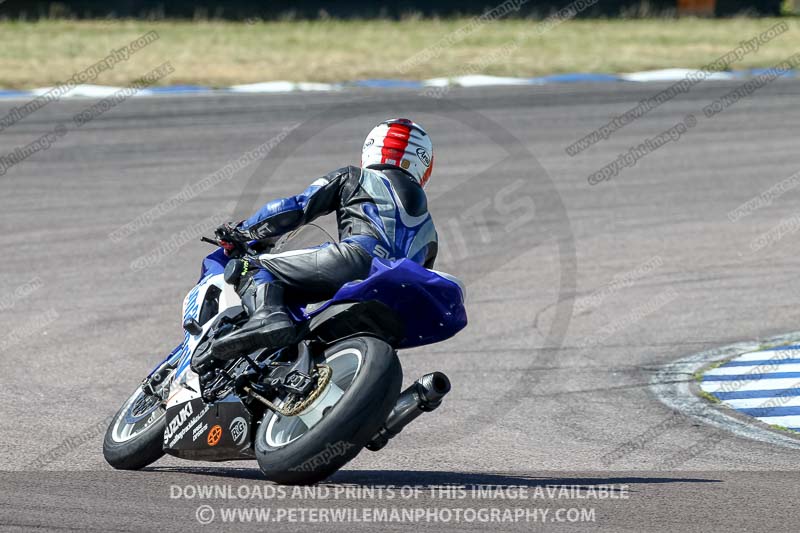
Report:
103,384,167,470
255,336,402,484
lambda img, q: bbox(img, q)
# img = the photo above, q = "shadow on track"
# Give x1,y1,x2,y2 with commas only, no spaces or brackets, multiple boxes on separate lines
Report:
145,467,720,487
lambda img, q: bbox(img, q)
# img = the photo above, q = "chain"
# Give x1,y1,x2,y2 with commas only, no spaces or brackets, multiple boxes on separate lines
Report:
245,365,332,417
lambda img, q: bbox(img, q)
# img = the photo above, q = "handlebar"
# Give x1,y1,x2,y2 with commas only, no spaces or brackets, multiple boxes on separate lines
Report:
200,236,265,263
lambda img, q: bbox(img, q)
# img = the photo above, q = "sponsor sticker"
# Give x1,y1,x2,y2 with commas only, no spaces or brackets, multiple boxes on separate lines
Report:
416,147,431,166
164,402,193,441
192,422,209,442
230,417,248,446
167,403,210,448
207,425,223,447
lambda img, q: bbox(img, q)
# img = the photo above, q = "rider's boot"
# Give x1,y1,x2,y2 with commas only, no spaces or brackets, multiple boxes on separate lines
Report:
212,280,296,359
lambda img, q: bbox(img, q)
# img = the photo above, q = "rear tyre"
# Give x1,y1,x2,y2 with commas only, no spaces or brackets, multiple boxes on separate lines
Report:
255,336,402,484
103,386,166,470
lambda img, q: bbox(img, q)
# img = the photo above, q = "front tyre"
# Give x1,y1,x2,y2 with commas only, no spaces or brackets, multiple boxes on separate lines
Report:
255,337,402,484
103,386,166,470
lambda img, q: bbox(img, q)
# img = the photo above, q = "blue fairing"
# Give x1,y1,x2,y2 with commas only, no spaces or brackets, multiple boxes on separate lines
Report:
291,258,467,349
159,258,466,381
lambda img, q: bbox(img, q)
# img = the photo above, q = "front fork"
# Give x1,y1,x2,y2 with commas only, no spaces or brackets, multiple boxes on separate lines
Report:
141,343,183,398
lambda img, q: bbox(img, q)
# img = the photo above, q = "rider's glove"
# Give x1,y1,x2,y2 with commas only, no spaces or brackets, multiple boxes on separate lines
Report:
215,222,250,257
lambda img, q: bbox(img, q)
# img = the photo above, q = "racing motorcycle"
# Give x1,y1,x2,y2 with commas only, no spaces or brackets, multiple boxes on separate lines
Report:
103,225,467,484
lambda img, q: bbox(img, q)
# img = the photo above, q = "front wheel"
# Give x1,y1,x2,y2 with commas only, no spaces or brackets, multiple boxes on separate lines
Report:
103,385,167,470
255,336,402,484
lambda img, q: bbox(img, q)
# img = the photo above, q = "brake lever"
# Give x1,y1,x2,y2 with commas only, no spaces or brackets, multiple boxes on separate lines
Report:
200,236,260,261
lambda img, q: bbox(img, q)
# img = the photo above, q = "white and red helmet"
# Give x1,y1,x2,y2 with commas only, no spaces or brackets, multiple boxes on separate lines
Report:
361,118,434,187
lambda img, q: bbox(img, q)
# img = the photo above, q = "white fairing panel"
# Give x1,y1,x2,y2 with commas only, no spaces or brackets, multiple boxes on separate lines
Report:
167,274,243,409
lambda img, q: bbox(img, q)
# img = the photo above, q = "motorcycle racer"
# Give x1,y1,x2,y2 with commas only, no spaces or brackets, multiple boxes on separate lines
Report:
200,118,438,359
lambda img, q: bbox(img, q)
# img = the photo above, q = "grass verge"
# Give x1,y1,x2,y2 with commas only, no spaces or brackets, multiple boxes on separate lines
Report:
0,18,798,88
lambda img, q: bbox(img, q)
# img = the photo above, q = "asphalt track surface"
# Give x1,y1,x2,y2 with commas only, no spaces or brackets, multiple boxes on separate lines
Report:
2,81,800,532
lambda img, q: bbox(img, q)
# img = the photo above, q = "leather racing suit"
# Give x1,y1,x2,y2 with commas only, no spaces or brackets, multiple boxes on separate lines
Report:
203,164,438,297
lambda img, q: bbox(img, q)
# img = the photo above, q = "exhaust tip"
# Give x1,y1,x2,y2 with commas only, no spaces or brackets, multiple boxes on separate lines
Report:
417,372,451,404
366,371,452,452
430,372,451,394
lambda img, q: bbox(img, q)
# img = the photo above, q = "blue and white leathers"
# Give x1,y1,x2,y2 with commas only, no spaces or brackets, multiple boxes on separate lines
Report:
227,165,439,272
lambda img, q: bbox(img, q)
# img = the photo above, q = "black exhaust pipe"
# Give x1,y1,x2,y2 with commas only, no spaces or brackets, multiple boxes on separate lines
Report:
366,372,451,452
